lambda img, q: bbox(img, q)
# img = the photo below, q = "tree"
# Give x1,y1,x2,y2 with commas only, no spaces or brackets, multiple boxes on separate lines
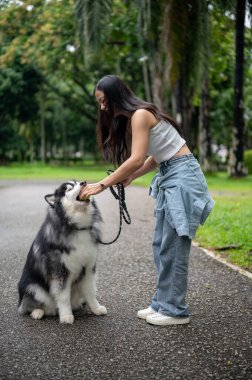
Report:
1,0,251,165
75,0,113,66
0,0,145,161
0,0,99,160
229,0,246,176
0,63,42,161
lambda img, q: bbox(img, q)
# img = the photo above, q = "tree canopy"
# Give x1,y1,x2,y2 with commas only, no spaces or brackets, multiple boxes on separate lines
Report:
0,0,251,174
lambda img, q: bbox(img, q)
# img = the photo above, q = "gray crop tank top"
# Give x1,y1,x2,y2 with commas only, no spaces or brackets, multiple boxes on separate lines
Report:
147,119,186,163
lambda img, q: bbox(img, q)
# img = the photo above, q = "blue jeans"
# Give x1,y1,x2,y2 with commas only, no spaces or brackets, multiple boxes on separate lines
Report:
150,208,191,317
149,154,214,317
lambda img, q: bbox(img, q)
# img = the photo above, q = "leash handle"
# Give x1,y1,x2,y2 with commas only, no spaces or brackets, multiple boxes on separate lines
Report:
98,170,131,245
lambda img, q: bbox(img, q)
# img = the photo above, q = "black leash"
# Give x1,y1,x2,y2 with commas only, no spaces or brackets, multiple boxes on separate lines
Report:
98,170,131,245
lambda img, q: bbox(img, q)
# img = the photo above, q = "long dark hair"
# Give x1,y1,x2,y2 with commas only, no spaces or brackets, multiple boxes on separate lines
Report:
95,75,183,166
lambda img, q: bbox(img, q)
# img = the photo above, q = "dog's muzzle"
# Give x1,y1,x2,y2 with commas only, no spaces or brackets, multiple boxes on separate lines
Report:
76,195,90,203
76,181,90,203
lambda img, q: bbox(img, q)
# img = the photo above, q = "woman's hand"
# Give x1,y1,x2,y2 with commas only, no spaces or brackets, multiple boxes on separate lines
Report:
79,183,105,199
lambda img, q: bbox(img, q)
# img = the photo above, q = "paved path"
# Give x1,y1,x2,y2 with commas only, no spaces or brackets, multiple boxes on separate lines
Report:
0,181,251,380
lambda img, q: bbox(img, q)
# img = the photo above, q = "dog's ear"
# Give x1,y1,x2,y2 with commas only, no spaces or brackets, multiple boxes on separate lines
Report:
44,194,55,208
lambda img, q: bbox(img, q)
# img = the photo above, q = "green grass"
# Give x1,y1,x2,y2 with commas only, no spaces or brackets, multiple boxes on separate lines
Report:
196,195,252,272
1,163,252,272
202,171,252,192
196,173,252,272
0,162,110,181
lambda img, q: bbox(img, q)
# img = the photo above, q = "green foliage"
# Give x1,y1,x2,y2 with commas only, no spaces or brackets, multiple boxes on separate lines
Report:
208,8,234,148
0,0,251,167
75,0,113,64
0,0,145,162
168,0,208,93
0,64,42,120
244,150,252,174
0,63,42,161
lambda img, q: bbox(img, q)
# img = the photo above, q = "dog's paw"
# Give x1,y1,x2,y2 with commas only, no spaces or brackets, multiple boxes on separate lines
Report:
92,305,107,316
31,309,44,320
60,314,74,324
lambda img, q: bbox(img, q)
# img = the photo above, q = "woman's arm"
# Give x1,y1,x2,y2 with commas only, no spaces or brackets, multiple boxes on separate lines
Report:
122,156,157,187
80,110,155,198
131,156,157,179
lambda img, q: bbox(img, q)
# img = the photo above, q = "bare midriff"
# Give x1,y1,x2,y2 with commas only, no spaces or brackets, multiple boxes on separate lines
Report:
171,144,191,159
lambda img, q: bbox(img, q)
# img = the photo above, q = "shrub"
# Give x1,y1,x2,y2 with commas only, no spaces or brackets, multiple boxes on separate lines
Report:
244,150,252,174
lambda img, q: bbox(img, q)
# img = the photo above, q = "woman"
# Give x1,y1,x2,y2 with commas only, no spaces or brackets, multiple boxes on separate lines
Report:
80,75,214,326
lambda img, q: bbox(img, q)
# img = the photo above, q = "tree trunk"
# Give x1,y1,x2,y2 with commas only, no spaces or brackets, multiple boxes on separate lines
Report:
150,52,166,111
199,78,212,171
174,74,183,125
40,85,46,163
184,94,194,149
29,141,34,163
142,54,152,102
60,105,67,163
229,0,246,177
173,73,192,148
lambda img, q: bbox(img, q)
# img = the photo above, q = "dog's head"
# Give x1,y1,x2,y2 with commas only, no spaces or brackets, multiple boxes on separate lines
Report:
45,181,99,229
45,180,89,208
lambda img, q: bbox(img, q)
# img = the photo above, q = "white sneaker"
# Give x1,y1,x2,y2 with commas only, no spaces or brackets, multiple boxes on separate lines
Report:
137,306,157,320
146,312,190,326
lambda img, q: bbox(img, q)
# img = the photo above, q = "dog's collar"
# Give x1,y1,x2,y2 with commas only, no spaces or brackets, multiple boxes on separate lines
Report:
73,225,92,232
65,218,93,232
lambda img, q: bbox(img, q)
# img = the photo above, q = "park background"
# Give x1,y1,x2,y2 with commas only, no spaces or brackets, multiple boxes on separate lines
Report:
0,0,251,271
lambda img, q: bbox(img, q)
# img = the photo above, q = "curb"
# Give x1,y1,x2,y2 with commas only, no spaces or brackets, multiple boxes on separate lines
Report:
192,242,252,280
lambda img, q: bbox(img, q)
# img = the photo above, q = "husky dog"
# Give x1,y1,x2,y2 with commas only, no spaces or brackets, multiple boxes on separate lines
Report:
18,180,107,324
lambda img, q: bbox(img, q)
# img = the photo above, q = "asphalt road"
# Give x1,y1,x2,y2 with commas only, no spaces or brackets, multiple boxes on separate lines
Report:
0,180,251,380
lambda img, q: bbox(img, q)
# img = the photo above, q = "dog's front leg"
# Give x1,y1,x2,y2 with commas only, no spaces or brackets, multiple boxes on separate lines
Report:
51,281,74,324
81,272,107,316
